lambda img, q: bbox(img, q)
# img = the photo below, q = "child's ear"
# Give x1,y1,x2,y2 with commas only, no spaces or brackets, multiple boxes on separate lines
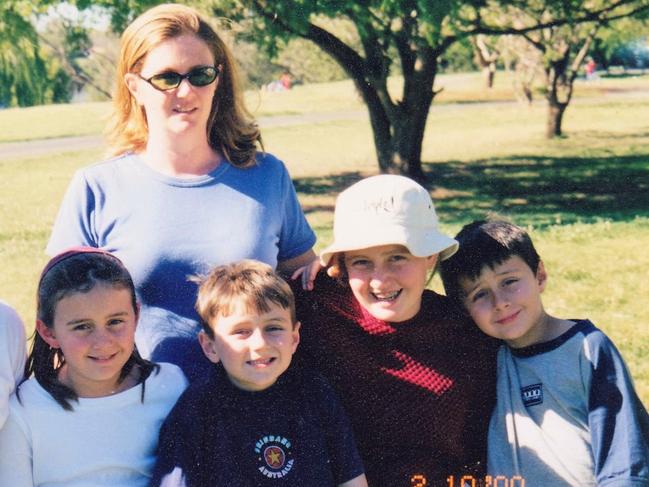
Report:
536,260,548,292
425,254,439,270
36,320,59,349
198,330,221,364
290,321,301,354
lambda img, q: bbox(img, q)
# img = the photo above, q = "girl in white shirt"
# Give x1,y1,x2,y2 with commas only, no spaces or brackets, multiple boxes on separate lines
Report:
0,248,187,487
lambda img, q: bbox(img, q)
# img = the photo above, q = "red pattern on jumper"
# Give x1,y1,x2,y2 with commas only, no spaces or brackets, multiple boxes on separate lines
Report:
293,273,498,487
381,350,454,396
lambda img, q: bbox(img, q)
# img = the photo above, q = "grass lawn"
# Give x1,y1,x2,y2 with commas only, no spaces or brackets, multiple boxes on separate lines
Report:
2,70,648,142
1,74,648,405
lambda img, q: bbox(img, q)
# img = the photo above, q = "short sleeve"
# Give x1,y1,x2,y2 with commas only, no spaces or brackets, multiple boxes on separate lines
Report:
46,169,99,255
0,302,26,428
313,375,365,484
587,333,649,486
275,160,315,262
0,401,34,487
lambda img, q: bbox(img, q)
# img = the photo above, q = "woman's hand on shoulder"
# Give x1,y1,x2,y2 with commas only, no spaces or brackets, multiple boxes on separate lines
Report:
289,254,322,291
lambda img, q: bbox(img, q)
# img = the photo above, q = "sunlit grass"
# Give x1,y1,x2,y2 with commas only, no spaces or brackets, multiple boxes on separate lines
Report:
0,103,110,142
3,71,648,143
1,75,648,405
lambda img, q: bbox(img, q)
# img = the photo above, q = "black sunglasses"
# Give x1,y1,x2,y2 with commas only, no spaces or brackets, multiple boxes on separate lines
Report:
139,65,221,91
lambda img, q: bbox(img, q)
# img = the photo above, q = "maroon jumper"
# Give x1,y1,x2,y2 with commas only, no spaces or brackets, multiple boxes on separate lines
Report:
293,273,498,486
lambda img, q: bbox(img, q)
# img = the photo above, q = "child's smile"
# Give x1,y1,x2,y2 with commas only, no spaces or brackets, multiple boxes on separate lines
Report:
199,302,300,391
344,244,437,323
39,284,138,397
460,255,550,348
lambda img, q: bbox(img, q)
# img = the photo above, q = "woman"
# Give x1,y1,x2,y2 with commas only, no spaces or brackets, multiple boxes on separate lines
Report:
47,4,316,382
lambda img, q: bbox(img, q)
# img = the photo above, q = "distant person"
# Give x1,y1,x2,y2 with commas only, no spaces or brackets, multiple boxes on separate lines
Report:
46,3,315,383
292,175,498,485
151,260,367,487
0,301,26,429
0,248,187,487
440,219,649,486
585,58,597,80
280,71,293,90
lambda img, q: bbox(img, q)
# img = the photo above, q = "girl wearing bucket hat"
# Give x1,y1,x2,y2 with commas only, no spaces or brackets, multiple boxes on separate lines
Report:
292,175,498,486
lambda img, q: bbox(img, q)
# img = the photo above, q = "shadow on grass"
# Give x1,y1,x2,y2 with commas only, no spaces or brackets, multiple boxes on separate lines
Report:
294,153,649,227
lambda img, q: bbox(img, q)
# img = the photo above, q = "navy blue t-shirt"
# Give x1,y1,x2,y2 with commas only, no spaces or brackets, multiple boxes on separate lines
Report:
150,364,364,486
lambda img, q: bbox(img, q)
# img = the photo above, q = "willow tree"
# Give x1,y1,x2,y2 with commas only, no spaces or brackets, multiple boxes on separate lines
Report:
0,3,48,106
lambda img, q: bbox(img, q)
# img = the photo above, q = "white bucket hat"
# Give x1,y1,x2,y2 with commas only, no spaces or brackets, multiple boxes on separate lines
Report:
320,175,459,266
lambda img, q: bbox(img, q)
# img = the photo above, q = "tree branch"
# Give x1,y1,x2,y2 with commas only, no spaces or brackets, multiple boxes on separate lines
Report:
474,0,649,37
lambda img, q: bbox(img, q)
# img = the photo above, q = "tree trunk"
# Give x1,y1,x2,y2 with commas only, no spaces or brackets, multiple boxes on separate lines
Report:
546,101,566,138
281,17,439,180
363,94,432,182
473,35,499,90
483,64,496,88
353,75,434,182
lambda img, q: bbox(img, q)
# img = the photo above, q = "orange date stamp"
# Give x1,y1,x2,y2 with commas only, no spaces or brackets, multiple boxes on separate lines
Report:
410,474,526,487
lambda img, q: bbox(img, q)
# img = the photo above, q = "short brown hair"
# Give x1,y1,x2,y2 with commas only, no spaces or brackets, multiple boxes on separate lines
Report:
106,3,261,166
195,260,296,338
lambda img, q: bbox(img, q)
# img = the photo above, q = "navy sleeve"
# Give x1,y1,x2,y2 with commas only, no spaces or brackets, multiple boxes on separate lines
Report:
314,375,365,484
149,397,197,487
587,333,649,486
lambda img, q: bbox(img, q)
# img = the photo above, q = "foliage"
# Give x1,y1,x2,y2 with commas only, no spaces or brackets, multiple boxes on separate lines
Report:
440,37,475,74
0,2,48,107
481,0,649,137
592,18,649,68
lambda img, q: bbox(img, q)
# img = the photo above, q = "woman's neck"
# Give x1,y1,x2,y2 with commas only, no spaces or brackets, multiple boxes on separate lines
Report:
141,135,222,178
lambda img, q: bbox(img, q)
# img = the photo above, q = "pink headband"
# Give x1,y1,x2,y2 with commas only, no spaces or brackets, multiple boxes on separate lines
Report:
39,247,124,286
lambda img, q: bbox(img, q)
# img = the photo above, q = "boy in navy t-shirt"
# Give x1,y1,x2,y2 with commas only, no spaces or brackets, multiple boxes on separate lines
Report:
151,260,367,487
440,219,649,486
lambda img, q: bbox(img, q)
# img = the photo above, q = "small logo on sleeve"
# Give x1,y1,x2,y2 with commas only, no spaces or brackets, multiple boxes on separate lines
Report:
255,435,294,479
521,383,543,407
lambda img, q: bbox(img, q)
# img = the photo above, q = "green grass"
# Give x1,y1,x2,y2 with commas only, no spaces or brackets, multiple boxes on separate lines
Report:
0,103,110,143
1,75,648,406
3,70,648,143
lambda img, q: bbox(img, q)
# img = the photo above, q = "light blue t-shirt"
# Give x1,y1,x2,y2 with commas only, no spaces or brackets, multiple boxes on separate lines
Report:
47,152,315,381
488,320,649,486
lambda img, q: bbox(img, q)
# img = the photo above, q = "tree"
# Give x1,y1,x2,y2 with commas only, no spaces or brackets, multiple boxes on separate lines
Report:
472,35,500,89
482,1,649,138
0,2,49,106
208,0,649,179
591,18,649,69
38,16,113,99
55,0,649,178
210,0,485,180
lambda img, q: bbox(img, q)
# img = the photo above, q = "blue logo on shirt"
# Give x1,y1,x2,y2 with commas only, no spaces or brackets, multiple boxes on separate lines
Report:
521,383,543,407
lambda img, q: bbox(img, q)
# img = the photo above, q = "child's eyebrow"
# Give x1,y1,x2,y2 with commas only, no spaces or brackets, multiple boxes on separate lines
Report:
265,315,290,324
462,280,483,296
65,318,92,327
65,311,130,326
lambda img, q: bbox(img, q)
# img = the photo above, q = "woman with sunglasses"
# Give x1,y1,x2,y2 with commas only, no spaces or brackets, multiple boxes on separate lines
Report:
46,3,316,383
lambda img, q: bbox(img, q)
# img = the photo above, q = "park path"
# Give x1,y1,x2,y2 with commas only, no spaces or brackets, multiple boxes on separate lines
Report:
0,110,368,160
2,88,647,161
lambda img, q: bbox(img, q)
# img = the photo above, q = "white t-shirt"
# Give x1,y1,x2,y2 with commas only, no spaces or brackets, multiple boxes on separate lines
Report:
0,362,187,487
0,300,26,428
